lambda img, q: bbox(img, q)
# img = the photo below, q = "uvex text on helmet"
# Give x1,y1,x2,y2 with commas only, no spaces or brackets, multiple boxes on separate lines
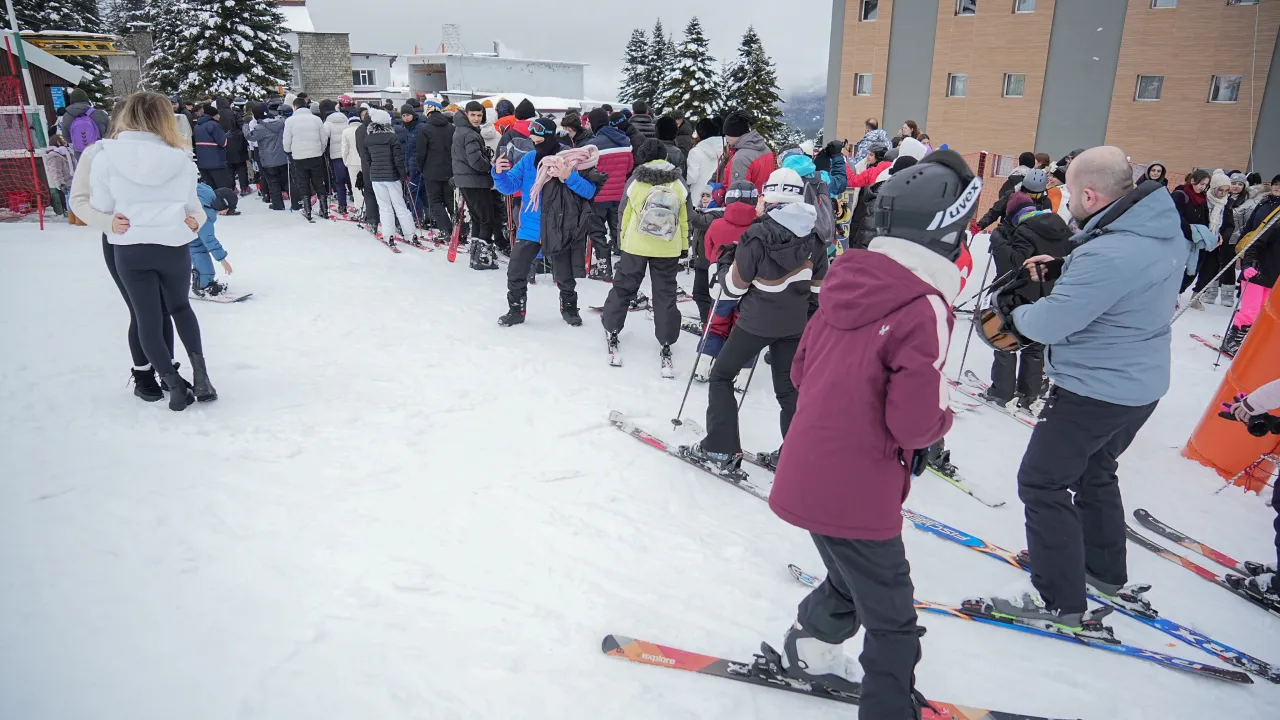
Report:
871,149,982,262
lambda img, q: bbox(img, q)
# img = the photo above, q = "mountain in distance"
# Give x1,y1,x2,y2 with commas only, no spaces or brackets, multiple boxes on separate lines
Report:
782,85,825,140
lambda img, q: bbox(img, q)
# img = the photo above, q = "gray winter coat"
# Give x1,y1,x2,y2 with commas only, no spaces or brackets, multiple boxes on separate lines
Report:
1011,185,1189,407
246,117,288,167
451,112,493,189
60,101,109,138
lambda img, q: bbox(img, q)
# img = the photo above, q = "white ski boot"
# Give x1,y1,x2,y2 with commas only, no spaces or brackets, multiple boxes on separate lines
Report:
780,621,863,694
693,353,714,382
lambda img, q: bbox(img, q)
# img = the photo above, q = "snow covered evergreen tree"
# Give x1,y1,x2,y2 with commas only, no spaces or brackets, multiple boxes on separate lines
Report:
712,60,736,118
13,0,113,103
638,19,672,112
101,0,150,35
617,28,649,104
142,0,197,96
151,0,291,99
725,26,785,142
661,17,718,122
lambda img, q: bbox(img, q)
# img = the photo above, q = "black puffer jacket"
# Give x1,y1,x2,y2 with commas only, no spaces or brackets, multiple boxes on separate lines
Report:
629,114,657,142
222,112,249,165
540,168,608,278
991,212,1073,304
719,202,829,338
416,111,454,181
451,111,493,189
360,127,406,183
675,121,694,156
1243,195,1280,289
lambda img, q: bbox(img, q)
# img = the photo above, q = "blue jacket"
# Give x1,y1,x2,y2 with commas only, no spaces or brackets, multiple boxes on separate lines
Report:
828,153,848,195
492,150,595,244
191,184,228,261
193,115,228,169
1011,186,1189,407
395,117,421,176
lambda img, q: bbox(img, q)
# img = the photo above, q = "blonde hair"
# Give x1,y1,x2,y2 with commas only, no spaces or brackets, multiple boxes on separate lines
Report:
109,91,185,150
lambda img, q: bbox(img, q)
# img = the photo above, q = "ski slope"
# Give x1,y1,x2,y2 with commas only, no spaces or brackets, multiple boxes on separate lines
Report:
1,202,1276,720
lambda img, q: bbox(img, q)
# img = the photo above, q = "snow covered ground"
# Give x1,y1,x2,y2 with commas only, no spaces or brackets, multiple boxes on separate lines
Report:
1,203,1277,720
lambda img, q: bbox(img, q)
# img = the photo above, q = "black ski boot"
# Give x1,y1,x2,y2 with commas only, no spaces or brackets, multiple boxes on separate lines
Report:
660,343,675,378
188,353,217,402
190,267,205,298
681,441,745,477
923,440,957,476
560,293,582,327
756,446,782,471
1222,325,1249,355
499,295,526,327
162,371,195,411
131,366,163,402
317,196,330,219
607,330,622,366
628,291,651,311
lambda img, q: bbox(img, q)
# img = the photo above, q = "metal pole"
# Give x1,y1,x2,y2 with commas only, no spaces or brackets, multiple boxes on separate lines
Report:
957,252,994,377
4,4,46,146
736,352,760,411
1214,276,1246,368
672,282,724,430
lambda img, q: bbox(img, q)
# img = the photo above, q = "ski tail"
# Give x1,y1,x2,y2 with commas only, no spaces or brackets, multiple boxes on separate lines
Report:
1132,509,1247,573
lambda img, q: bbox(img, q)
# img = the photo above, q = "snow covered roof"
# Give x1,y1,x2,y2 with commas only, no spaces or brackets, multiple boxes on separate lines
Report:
277,1,315,33
0,30,85,85
467,92,613,113
405,53,587,67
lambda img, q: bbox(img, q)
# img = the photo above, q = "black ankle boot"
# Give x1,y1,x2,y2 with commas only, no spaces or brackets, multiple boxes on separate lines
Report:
131,366,163,402
188,353,217,402
162,372,195,411
560,294,582,326
499,295,526,326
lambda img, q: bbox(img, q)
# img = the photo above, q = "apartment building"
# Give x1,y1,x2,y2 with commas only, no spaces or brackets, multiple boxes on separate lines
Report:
824,0,1280,177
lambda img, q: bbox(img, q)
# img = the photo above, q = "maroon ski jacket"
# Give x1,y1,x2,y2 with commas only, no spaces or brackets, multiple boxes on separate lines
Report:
769,238,958,540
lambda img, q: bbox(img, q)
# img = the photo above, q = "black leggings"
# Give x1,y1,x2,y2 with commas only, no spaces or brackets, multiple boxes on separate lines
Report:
103,234,173,368
112,243,204,377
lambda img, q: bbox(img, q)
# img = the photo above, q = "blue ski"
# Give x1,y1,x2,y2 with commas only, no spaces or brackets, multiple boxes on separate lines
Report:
900,508,1280,684
786,565,1251,684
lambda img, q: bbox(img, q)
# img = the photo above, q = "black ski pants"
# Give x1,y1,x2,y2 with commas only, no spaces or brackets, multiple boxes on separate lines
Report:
103,234,173,368
600,252,681,345
424,179,453,235
492,190,510,251
702,327,800,454
589,202,620,265
292,156,328,208
692,264,713,324
359,173,380,228
199,167,233,190
112,243,204,377
508,239,576,304
460,187,495,242
988,345,1045,403
799,532,920,720
262,164,286,210
229,161,249,193
1018,387,1158,615
1193,243,1238,292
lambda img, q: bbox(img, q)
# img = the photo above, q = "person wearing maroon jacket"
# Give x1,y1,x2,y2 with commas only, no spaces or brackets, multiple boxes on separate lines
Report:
768,150,982,720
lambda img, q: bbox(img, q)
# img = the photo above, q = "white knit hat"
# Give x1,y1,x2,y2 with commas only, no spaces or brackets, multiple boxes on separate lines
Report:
762,168,805,204
368,108,392,125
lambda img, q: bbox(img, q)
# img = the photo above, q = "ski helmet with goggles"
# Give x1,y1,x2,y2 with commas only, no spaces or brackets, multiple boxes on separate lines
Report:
1022,168,1048,193
871,149,982,262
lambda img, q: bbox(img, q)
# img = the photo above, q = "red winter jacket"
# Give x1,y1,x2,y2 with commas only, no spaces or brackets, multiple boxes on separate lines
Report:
592,146,634,204
716,130,775,192
769,239,958,540
849,160,892,188
704,202,757,263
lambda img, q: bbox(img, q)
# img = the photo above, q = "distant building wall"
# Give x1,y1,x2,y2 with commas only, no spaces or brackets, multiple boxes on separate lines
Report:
444,56,583,98
1254,24,1280,179
881,0,938,136
834,0,893,145
296,32,352,99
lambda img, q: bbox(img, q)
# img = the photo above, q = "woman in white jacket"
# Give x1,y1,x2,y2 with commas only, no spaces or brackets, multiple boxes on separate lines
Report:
68,91,213,411
685,118,725,202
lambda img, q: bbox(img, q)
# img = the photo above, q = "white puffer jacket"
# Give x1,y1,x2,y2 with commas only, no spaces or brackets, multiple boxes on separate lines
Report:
341,120,362,175
84,131,203,247
283,107,325,159
686,136,724,203
322,111,348,159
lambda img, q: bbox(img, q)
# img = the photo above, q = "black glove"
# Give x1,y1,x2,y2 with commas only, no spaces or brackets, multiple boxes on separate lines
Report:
715,242,738,273
1217,409,1280,437
993,279,1035,346
1028,257,1064,284
909,447,929,477
354,172,364,191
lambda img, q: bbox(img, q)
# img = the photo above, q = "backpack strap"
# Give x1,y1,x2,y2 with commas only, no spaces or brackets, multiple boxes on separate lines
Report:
1073,181,1164,249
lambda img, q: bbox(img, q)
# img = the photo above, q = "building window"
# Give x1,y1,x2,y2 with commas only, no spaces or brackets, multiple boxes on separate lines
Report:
1150,0,1176,8
1135,75,1164,101
860,0,878,21
946,73,968,98
1014,0,1035,11
1003,73,1026,98
957,0,977,15
1209,75,1242,103
854,73,872,96
352,69,377,87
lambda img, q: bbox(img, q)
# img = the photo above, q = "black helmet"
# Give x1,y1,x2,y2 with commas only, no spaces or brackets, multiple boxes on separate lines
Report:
871,149,982,262
1022,168,1048,193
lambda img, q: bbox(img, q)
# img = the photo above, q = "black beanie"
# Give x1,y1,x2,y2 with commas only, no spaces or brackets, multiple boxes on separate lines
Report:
695,118,721,139
203,104,219,118
588,108,609,132
1272,174,1280,185
608,111,628,128
1018,151,1036,168
637,138,666,165
725,180,759,207
211,187,239,213
890,156,918,175
252,105,266,121
530,116,557,136
656,116,678,142
515,99,537,120
723,111,750,138
319,99,336,115
496,99,515,118
465,101,484,113
400,104,416,117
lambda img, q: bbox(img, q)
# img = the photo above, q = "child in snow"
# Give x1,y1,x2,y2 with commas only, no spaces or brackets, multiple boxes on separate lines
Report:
191,185,236,298
692,181,759,383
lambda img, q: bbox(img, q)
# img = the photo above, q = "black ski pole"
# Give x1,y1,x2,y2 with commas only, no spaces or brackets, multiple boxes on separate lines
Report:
672,283,724,430
737,351,761,411
1216,275,1246,368
957,252,995,377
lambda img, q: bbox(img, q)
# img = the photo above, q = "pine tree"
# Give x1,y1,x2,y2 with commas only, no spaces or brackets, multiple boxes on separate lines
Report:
712,60,736,118
725,26,785,142
617,28,649,104
101,0,150,35
13,0,113,104
637,19,671,111
661,17,718,122
142,0,197,95
157,0,292,99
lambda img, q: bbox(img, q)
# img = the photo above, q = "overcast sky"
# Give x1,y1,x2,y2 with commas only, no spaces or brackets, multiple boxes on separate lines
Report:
306,2,832,101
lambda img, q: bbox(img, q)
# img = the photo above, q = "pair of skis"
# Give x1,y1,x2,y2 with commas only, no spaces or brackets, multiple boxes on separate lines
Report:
948,371,1040,429
1189,333,1234,358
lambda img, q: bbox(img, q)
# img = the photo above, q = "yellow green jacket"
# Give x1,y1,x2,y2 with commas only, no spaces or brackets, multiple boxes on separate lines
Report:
619,160,690,258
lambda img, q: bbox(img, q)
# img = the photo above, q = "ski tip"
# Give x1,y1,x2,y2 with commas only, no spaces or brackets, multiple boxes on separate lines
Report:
601,634,630,655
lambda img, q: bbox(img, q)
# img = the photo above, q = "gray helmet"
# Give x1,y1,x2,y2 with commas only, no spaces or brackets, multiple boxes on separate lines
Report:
1022,168,1049,193
872,149,982,262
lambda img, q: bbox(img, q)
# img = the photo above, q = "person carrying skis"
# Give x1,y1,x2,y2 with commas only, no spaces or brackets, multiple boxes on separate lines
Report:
492,117,599,326
1222,379,1280,604
599,139,690,372
359,108,420,248
767,149,979,720
977,146,1187,640
190,185,237,298
683,166,827,472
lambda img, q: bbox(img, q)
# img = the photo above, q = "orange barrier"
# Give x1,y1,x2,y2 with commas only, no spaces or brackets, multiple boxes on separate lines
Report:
1183,286,1280,492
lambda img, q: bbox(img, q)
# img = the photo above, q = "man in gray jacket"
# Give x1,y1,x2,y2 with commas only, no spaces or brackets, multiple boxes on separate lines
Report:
982,146,1189,637
452,101,499,269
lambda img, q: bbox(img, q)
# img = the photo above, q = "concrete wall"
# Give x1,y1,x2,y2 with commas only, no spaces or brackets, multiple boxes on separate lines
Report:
882,0,938,135
296,32,352,99
1034,0,1126,159
823,0,847,140
444,56,584,98
1254,24,1280,179
351,55,394,90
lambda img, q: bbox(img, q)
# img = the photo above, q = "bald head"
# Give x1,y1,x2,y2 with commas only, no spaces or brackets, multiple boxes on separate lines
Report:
1065,146,1135,222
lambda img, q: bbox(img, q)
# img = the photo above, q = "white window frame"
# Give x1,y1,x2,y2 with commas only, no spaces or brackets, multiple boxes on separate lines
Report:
860,0,879,21
1150,0,1176,9
854,73,873,96
946,73,968,98
1134,75,1164,101
1208,75,1242,104
956,0,977,15
1002,73,1026,98
1014,0,1035,12
352,69,377,87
